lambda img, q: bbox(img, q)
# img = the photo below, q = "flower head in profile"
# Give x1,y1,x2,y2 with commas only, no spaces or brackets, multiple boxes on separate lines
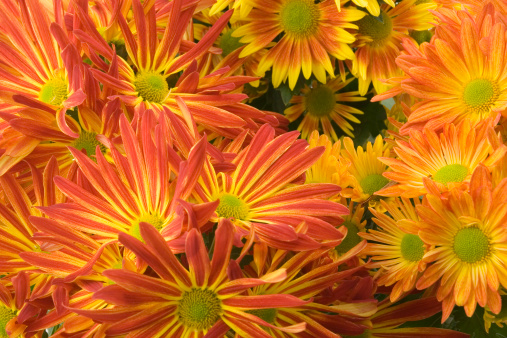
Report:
284,76,365,141
232,0,364,89
377,120,507,198
72,220,308,336
195,124,349,250
416,165,507,321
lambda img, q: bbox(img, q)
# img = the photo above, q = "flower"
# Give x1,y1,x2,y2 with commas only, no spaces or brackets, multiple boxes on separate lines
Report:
72,220,308,336
351,0,436,95
284,76,365,140
374,4,507,134
194,124,349,250
361,198,428,302
377,120,507,198
416,165,507,321
233,0,364,89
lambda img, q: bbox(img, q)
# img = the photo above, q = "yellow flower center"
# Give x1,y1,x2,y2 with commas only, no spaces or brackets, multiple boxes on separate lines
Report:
453,227,490,263
357,11,393,45
39,77,68,106
134,71,169,103
432,164,468,185
359,174,389,195
247,308,277,324
216,194,249,220
336,221,362,254
130,213,165,240
280,0,320,37
0,306,15,338
178,288,222,331
219,29,244,56
305,85,336,117
400,234,425,262
463,79,498,113
409,30,432,44
72,131,106,159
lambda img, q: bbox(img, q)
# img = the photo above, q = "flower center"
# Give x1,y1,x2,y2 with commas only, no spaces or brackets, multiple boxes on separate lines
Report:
39,77,68,106
219,29,244,56
247,308,277,324
336,221,362,254
130,213,165,240
359,174,389,195
400,234,425,262
305,85,336,117
134,71,169,103
0,306,15,338
280,0,320,37
216,194,249,220
357,11,393,45
178,288,222,331
72,131,106,159
463,79,498,111
432,164,468,185
453,227,490,263
409,30,432,44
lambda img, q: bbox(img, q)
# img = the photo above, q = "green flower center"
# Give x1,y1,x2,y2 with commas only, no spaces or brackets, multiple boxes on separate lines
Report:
305,85,336,117
432,164,468,185
400,234,425,262
134,71,169,103
357,11,393,44
409,30,432,44
247,308,277,324
39,77,68,106
463,79,498,110
453,227,490,263
359,174,389,195
178,288,222,331
280,0,320,36
0,306,15,338
216,194,249,220
219,29,244,56
130,213,165,240
336,221,362,254
72,131,106,159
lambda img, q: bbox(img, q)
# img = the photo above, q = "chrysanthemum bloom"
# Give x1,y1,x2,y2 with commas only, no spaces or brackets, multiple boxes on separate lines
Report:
305,131,356,190
374,4,507,134
0,0,88,174
358,297,469,337
233,242,374,337
416,165,507,321
73,220,308,336
38,112,213,246
339,135,392,211
194,124,349,250
377,120,507,198
361,198,428,302
284,76,365,140
232,0,364,89
351,0,436,95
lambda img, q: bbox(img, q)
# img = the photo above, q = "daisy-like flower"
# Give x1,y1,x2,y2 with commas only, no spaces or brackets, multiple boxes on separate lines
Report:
38,112,212,245
232,0,364,89
351,0,436,95
284,76,365,141
194,124,349,250
361,198,428,302
339,135,392,211
416,165,507,321
377,120,507,198
73,220,308,336
374,4,507,134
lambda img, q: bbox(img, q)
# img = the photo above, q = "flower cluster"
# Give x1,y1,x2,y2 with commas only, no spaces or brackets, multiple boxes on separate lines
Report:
0,0,505,337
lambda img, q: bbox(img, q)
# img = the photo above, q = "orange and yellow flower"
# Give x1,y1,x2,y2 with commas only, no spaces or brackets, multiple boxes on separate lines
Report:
284,76,365,140
233,0,364,89
416,165,507,321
